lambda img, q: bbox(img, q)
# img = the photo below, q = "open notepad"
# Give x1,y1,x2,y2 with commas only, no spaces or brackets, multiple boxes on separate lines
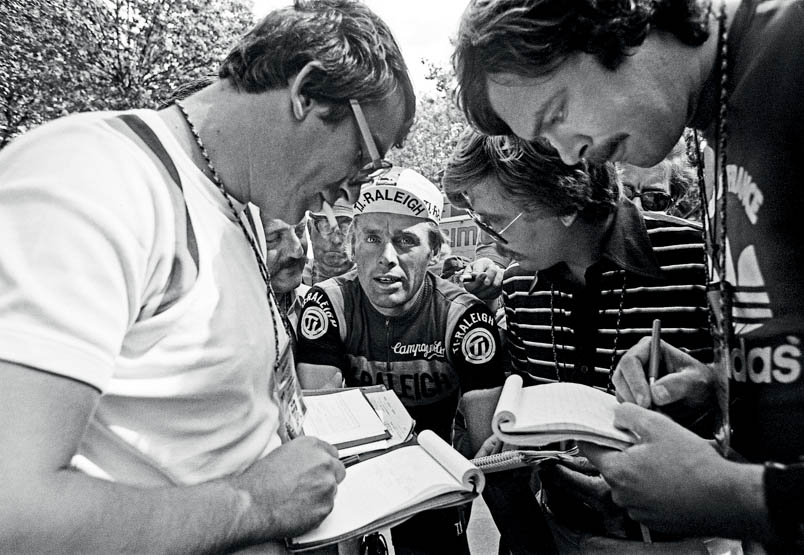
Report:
302,388,392,451
491,374,636,450
287,430,484,552
302,387,415,457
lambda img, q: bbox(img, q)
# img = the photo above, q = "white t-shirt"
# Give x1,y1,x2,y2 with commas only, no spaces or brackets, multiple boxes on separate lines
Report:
0,110,284,486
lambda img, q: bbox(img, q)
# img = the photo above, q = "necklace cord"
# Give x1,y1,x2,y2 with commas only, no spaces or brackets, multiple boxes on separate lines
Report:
691,2,732,449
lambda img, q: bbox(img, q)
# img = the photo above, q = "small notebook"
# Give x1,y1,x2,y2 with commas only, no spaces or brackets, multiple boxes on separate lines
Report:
302,388,391,450
287,430,483,551
491,375,636,450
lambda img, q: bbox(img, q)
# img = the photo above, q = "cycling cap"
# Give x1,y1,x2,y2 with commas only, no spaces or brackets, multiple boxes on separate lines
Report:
354,167,443,223
310,196,355,219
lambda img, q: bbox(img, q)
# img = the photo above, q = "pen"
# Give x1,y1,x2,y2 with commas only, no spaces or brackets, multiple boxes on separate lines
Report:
648,318,662,394
639,318,662,544
341,454,361,468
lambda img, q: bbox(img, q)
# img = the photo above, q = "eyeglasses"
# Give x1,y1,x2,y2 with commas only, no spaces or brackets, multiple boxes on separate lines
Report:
311,215,352,236
350,99,392,184
622,183,674,212
460,197,523,246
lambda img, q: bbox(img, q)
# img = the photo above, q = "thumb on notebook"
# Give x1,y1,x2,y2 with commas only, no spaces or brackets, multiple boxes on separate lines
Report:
474,435,503,458
611,402,665,441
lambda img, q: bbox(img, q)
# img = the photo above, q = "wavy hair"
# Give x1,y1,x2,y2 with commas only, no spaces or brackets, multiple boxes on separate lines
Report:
442,129,619,221
220,0,415,126
453,0,712,134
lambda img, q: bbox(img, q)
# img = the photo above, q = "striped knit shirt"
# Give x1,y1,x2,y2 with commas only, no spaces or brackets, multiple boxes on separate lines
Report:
503,201,713,391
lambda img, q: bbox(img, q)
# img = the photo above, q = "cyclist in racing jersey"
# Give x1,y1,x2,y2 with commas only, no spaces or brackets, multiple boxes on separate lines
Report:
296,167,505,554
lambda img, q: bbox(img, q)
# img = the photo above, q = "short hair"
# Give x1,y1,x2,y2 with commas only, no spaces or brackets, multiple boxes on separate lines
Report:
453,0,712,135
442,129,619,221
219,0,415,131
159,75,217,109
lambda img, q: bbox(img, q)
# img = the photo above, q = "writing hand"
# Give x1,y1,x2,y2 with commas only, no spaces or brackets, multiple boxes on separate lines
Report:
612,336,714,410
232,436,345,539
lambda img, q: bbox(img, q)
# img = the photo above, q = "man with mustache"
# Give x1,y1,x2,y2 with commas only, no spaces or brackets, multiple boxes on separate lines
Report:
259,214,311,337
442,130,714,553
296,168,505,554
0,0,415,551
453,0,804,548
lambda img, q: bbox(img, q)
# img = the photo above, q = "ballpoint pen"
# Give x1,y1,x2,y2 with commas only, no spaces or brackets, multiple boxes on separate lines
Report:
648,318,662,394
640,318,662,544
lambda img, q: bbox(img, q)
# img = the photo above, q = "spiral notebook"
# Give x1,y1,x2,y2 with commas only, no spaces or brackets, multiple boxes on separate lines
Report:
471,446,579,473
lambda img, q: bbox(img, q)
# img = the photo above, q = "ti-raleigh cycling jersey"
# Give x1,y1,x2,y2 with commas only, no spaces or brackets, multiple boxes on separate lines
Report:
296,269,505,442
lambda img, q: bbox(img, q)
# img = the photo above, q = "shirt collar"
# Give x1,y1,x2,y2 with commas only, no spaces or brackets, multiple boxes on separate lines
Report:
601,197,664,279
540,197,664,286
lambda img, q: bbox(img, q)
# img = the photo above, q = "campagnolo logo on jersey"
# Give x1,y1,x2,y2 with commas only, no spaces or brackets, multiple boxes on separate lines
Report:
730,335,802,384
300,292,337,340
392,341,445,359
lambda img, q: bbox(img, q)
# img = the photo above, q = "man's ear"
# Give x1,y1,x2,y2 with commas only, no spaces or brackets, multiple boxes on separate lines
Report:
559,212,578,227
289,61,325,121
429,244,442,266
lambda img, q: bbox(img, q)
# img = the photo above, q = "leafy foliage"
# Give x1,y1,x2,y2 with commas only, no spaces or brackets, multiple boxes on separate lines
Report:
0,0,253,148
390,60,468,189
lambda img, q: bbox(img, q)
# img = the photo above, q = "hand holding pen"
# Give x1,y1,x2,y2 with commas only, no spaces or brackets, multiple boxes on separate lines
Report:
638,318,662,544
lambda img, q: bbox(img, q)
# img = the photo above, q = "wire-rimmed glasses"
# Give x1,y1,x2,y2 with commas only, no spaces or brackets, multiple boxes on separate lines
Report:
461,191,524,244
349,99,392,184
311,215,352,236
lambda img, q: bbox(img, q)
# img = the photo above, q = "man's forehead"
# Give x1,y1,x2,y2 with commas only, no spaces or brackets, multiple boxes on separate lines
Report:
355,212,429,232
465,178,518,215
619,163,668,190
486,72,557,140
265,217,306,233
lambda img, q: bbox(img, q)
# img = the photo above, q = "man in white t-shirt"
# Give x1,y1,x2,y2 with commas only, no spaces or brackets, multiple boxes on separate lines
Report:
0,0,415,552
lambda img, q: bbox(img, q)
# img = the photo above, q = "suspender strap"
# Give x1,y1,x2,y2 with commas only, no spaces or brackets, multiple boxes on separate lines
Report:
109,113,199,315
118,114,184,190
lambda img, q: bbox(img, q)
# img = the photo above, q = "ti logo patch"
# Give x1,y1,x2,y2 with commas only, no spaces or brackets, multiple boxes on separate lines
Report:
301,306,329,340
461,327,495,364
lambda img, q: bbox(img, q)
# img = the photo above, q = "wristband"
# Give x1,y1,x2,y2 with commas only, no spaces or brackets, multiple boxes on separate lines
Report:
764,461,804,545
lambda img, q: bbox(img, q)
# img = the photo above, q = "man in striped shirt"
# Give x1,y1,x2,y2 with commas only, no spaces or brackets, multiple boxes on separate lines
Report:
442,130,713,552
